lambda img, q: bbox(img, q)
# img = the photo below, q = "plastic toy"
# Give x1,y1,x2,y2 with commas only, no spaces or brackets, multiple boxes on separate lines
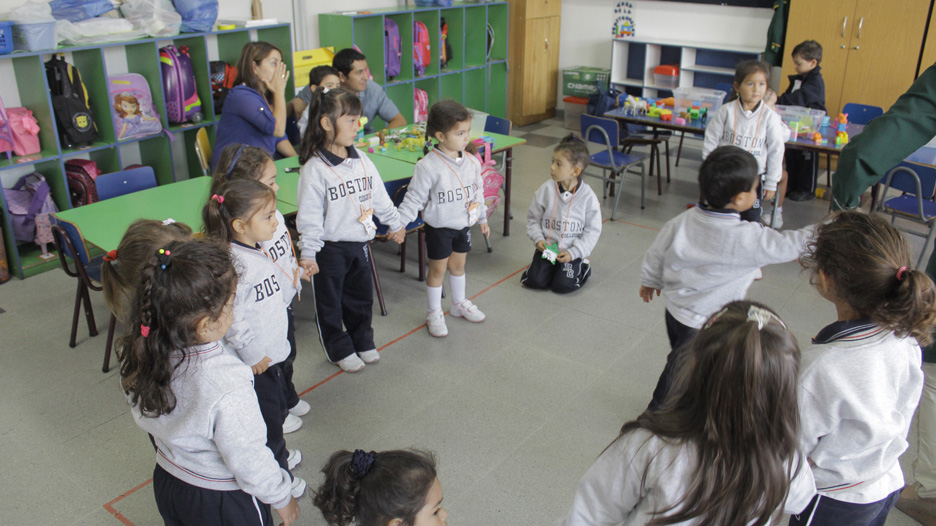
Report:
378,129,387,146
368,147,374,153
661,113,673,122
836,131,849,145
813,132,823,144
836,113,848,133
689,108,700,120
357,116,369,142
788,121,800,139
660,109,672,116
647,106,661,118
674,117,686,125
659,97,674,106
379,146,388,152
541,242,559,265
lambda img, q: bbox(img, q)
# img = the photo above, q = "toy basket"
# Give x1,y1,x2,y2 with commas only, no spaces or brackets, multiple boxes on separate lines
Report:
13,21,56,52
0,21,14,55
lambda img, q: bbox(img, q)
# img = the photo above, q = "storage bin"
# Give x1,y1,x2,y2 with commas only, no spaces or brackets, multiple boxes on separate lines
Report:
563,96,588,130
12,21,56,52
0,21,13,55
673,87,726,114
563,66,610,97
653,65,678,89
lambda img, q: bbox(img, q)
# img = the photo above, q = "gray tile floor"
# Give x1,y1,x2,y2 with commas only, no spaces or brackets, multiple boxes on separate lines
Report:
0,117,927,525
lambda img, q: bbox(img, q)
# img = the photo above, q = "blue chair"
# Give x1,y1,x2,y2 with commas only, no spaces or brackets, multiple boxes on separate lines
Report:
95,166,158,201
581,113,647,220
874,162,936,268
50,221,116,372
842,102,884,125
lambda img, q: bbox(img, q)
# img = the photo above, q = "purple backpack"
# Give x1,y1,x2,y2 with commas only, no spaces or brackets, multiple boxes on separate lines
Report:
7,172,58,246
385,18,401,80
160,45,203,125
109,73,163,140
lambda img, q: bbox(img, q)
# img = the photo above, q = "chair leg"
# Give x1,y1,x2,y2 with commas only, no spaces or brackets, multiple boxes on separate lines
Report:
638,163,646,210
418,228,427,282
664,139,671,183
82,284,98,337
399,235,407,273
70,282,83,348
654,144,662,196
366,243,388,316
675,131,685,166
103,313,116,373
610,170,624,221
826,153,832,187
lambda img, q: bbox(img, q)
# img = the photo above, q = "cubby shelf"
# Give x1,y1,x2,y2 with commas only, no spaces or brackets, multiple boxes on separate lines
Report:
0,24,293,279
319,2,508,129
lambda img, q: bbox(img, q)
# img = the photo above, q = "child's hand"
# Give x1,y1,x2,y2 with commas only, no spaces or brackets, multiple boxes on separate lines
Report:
764,89,778,107
252,356,272,375
480,222,490,238
536,240,546,252
557,251,572,263
276,497,300,526
389,227,407,244
764,190,776,200
639,286,661,303
299,259,319,279
263,62,290,96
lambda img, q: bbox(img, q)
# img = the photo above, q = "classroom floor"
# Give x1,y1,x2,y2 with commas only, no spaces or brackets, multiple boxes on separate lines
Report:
0,117,928,525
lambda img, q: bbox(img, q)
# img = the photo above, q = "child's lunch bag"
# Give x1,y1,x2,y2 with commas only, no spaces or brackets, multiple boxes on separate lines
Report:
7,172,58,246
45,55,98,149
414,20,431,76
384,18,401,80
160,45,203,125
414,88,428,123
66,158,101,207
209,60,238,115
109,73,163,141
7,107,41,156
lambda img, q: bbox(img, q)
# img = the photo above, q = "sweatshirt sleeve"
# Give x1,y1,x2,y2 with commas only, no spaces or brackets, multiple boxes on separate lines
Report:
763,112,788,191
224,274,266,367
296,164,326,260
396,159,434,226
526,183,549,244
702,104,728,160
213,384,293,509
749,223,814,266
367,154,406,233
561,435,645,526
641,219,678,290
567,189,602,260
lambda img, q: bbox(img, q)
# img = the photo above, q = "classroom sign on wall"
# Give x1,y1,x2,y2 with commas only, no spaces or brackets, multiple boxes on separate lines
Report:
613,2,635,38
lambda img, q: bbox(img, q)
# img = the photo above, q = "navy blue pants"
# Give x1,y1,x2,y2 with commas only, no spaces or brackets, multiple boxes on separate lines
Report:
153,464,272,526
739,178,764,223
283,307,299,410
254,362,289,476
648,310,699,411
520,250,591,294
312,241,375,362
789,490,900,526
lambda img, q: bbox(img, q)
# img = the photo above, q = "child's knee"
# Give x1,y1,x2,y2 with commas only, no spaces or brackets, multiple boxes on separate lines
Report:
447,252,467,274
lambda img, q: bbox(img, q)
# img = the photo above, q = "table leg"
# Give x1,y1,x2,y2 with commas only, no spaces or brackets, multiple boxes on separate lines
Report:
504,147,513,236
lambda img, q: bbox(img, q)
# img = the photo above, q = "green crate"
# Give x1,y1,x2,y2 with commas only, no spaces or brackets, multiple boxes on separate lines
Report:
563,66,610,97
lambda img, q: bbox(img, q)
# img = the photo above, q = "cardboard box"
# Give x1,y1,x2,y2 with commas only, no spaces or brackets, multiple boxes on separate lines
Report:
563,66,610,97
293,47,335,88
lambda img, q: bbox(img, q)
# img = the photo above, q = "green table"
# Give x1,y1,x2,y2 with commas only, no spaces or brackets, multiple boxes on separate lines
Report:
274,154,417,208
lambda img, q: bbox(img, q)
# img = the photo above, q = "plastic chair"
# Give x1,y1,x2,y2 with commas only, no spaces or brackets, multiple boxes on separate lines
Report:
50,221,116,372
823,103,885,186
194,127,212,177
580,113,647,220
874,162,936,268
95,166,157,201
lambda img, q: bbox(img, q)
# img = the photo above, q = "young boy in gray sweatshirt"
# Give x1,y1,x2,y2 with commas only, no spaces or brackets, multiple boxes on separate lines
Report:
640,145,814,410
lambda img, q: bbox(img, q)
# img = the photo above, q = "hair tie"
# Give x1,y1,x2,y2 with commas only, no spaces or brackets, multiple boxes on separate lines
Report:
162,218,176,225
156,247,172,270
103,250,118,262
225,144,247,180
140,324,150,338
746,305,786,330
897,266,909,281
211,194,224,204
349,449,375,479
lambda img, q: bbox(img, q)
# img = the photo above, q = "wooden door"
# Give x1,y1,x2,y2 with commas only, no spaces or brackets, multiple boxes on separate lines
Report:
780,0,856,115
522,17,550,115
544,16,561,113
839,0,930,113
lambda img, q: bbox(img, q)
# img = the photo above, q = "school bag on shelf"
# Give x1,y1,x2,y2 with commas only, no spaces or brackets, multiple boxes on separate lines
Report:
0,95,16,160
7,107,41,156
440,18,452,69
45,55,98,149
108,73,163,140
414,0,452,6
384,18,401,81
414,88,428,123
209,60,237,114
414,20,431,76
160,45,203,125
7,172,58,248
65,158,101,207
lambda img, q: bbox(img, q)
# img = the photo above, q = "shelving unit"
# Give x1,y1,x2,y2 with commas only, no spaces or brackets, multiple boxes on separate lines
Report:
318,2,509,128
0,24,293,279
610,37,761,99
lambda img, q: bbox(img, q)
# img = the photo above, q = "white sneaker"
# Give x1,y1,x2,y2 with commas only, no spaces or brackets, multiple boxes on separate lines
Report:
358,349,380,363
291,476,307,498
287,449,302,470
336,353,365,372
283,413,303,434
426,309,448,337
450,299,485,322
762,209,784,229
288,399,310,417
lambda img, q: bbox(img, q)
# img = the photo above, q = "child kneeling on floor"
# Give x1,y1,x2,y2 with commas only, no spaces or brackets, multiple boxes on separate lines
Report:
521,134,601,293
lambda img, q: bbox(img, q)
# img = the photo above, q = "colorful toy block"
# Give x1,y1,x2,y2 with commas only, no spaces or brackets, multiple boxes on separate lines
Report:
813,132,823,144
836,131,849,145
661,113,673,122
648,106,661,118
689,108,700,120
674,117,686,125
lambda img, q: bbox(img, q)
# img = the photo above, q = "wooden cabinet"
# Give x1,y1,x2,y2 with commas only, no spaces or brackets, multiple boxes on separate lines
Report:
781,0,930,116
508,0,561,126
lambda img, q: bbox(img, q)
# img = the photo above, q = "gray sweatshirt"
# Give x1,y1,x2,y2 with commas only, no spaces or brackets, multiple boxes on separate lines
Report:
702,100,789,191
397,148,488,229
799,320,923,504
130,342,292,509
225,242,291,367
259,210,301,305
641,206,813,329
526,180,602,261
296,147,405,259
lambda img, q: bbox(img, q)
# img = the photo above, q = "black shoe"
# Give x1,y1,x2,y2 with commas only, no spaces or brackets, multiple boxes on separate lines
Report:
787,190,815,202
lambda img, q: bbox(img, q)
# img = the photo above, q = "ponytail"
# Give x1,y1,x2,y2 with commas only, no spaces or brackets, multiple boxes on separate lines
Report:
313,450,364,526
298,88,363,165
874,266,936,345
201,179,276,244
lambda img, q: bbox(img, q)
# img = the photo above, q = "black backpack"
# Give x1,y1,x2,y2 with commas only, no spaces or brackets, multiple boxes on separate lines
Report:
45,56,98,148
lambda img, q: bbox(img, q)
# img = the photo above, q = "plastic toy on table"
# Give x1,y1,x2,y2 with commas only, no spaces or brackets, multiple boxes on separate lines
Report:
836,131,849,145
674,117,686,125
813,132,822,144
836,113,848,133
647,106,661,118
357,116,369,142
661,113,673,122
689,108,700,120
789,121,801,139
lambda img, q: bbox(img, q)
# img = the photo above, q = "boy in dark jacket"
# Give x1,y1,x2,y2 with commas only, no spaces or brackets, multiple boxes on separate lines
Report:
779,40,826,203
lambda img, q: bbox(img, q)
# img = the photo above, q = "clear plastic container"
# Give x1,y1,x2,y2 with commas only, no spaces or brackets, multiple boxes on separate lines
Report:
12,21,56,52
654,73,678,89
563,96,588,130
673,87,726,115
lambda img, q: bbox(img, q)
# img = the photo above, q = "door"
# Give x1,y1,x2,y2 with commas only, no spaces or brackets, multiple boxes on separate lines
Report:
544,15,561,113
521,16,561,116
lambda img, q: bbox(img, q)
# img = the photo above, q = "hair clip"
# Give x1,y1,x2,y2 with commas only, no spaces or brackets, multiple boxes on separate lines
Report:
162,218,176,225
103,250,118,262
349,449,375,479
140,324,151,338
703,306,730,330
747,305,786,330
225,144,247,180
897,266,909,281
156,247,172,270
211,194,224,204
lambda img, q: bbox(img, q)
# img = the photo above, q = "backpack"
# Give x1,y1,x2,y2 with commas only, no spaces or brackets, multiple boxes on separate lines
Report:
414,88,429,123
587,79,621,118
384,18,401,80
414,21,431,77
474,140,504,221
7,107,41,156
66,158,101,207
0,96,17,159
109,73,163,140
7,172,58,246
209,60,238,114
440,18,452,69
45,56,98,149
160,45,203,124
414,0,452,5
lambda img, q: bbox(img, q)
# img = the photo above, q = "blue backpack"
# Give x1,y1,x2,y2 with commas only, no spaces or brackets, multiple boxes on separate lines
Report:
587,80,621,117
384,18,401,80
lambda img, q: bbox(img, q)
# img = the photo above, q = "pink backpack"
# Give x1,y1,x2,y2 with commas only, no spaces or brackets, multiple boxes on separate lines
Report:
0,95,16,159
414,88,428,123
474,139,504,220
7,107,41,156
413,21,431,76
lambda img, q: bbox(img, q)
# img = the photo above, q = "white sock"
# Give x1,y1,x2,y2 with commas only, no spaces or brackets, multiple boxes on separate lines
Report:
776,206,783,213
427,285,443,313
450,274,466,304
